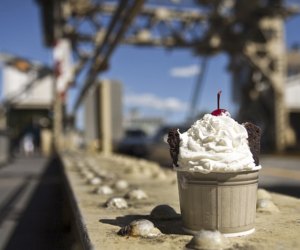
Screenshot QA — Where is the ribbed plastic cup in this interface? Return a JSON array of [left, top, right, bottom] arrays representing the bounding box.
[[176, 169, 259, 237]]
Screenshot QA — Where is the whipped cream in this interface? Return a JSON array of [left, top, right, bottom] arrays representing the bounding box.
[[178, 114, 260, 173]]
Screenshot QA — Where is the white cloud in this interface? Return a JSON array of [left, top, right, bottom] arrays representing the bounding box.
[[124, 93, 188, 112], [170, 64, 200, 78]]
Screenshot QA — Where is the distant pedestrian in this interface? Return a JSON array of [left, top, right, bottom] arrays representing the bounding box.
[[23, 133, 34, 156]]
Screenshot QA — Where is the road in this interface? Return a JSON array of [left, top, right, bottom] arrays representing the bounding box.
[[0, 156, 66, 250], [259, 155, 300, 198]]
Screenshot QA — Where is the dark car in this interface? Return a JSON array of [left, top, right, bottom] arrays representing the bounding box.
[[146, 125, 189, 167], [117, 129, 150, 157], [118, 125, 189, 165]]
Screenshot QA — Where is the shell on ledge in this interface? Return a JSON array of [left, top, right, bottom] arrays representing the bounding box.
[[124, 189, 148, 200], [118, 219, 161, 237], [257, 189, 272, 200], [89, 177, 102, 185], [98, 169, 116, 181], [105, 197, 128, 209], [152, 170, 167, 180], [257, 199, 279, 213], [114, 180, 129, 191], [94, 185, 114, 195], [83, 171, 95, 180]]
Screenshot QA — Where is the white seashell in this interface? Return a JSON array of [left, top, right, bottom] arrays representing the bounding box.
[[186, 230, 229, 250], [152, 171, 167, 180], [171, 177, 177, 185], [150, 204, 180, 220], [257, 189, 272, 200], [124, 166, 137, 175], [95, 185, 114, 195], [89, 177, 102, 185], [98, 169, 108, 177], [118, 219, 161, 237], [78, 169, 85, 176], [105, 197, 128, 209], [114, 180, 129, 191], [86, 159, 97, 167], [257, 199, 280, 213], [84, 171, 95, 180], [102, 172, 117, 181], [79, 169, 88, 175], [139, 167, 152, 177], [63, 159, 73, 167], [124, 189, 148, 200]]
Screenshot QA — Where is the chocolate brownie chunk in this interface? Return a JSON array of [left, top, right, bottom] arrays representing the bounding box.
[[167, 128, 180, 167], [243, 122, 261, 166]]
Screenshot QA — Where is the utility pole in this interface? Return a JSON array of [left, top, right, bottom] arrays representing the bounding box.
[[99, 82, 112, 155]]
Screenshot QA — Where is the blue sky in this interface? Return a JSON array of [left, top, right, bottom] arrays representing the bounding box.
[[1, 0, 300, 126]]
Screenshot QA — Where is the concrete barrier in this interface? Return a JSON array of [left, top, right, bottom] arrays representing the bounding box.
[[60, 151, 300, 250]]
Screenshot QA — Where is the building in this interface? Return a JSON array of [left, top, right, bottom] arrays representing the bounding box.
[[123, 108, 164, 136], [1, 56, 54, 155], [84, 79, 123, 153]]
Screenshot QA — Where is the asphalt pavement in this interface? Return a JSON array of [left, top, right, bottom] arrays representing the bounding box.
[[0, 156, 67, 250], [259, 155, 300, 198]]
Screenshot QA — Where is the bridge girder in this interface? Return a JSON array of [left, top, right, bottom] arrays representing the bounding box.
[[36, 0, 299, 151]]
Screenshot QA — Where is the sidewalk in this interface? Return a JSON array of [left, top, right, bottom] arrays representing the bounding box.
[[0, 156, 66, 250]]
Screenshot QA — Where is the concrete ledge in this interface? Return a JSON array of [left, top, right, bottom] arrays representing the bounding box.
[[61, 151, 300, 250], [62, 162, 94, 250]]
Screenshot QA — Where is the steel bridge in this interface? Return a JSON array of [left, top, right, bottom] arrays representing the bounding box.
[[35, 0, 299, 152]]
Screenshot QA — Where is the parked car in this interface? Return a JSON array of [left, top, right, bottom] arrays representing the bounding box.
[[146, 125, 189, 167], [117, 125, 189, 166], [117, 129, 149, 157]]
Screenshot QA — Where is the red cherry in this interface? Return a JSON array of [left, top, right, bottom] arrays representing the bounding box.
[[211, 91, 228, 116], [211, 108, 228, 116]]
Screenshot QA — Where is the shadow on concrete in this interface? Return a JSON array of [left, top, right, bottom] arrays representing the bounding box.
[[4, 156, 71, 250], [0, 176, 32, 225], [100, 214, 185, 235], [262, 185, 300, 199]]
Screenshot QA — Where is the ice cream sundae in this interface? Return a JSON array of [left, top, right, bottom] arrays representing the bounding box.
[[168, 91, 261, 172], [168, 91, 261, 237]]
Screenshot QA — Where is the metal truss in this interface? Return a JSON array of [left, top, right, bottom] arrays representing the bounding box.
[[52, 0, 298, 106], [36, 0, 299, 151]]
